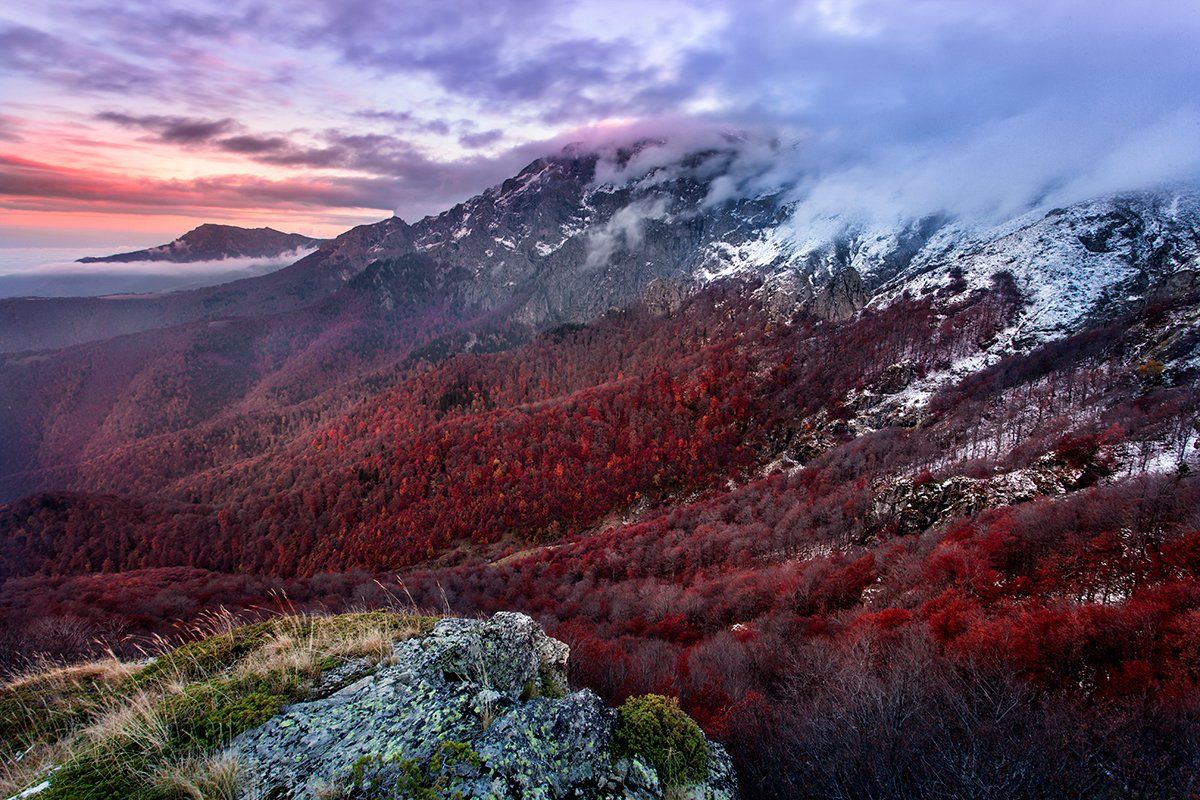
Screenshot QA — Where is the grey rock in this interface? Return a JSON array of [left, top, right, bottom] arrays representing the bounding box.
[[229, 612, 736, 800]]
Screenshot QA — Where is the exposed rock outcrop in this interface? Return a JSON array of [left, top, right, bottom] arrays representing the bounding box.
[[809, 267, 868, 321], [231, 612, 737, 799], [873, 458, 1089, 536]]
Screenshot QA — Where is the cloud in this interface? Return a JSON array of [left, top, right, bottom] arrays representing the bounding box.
[[0, 154, 400, 213], [0, 23, 158, 94], [97, 112, 239, 143], [5, 0, 1200, 230], [584, 196, 669, 269], [77, 109, 597, 217], [458, 129, 503, 149], [0, 249, 318, 299], [0, 115, 21, 142], [353, 110, 452, 136], [0, 140, 566, 222], [90, 110, 499, 180], [217, 134, 292, 154], [289, 0, 644, 120], [319, 0, 1200, 222]]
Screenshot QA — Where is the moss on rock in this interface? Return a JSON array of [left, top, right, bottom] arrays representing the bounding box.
[[613, 694, 710, 789]]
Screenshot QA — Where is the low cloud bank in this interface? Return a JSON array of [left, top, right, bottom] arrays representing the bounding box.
[[0, 248, 316, 299], [575, 106, 1200, 236]]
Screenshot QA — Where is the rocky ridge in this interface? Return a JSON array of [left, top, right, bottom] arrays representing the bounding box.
[[316, 147, 1200, 355], [5, 144, 1199, 358]]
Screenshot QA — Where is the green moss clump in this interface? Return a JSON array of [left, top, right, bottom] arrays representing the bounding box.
[[393, 740, 477, 800], [431, 740, 482, 773], [40, 746, 149, 800], [349, 753, 384, 790], [613, 694, 709, 789], [539, 668, 567, 699], [156, 671, 302, 752], [520, 666, 567, 701]]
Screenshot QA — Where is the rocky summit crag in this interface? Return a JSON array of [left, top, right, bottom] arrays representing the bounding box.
[[231, 612, 737, 799]]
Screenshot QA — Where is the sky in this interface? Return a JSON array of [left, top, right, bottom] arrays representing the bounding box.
[[2, 0, 1199, 248]]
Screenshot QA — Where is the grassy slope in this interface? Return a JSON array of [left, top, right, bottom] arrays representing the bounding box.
[[0, 611, 437, 799]]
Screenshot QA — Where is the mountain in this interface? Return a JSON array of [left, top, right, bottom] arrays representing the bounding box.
[[2, 142, 1200, 799], [77, 223, 324, 263], [0, 219, 401, 353]]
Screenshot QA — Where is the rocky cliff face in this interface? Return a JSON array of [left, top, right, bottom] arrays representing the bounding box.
[[231, 612, 738, 799]]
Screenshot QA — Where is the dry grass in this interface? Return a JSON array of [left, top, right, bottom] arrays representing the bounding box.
[[0, 609, 437, 798], [0, 654, 142, 796], [231, 612, 427, 681], [149, 752, 244, 800], [2, 654, 138, 695], [81, 690, 171, 753], [324, 616, 425, 664], [232, 631, 322, 683]]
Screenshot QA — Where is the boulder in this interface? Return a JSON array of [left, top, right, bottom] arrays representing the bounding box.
[[230, 612, 737, 799]]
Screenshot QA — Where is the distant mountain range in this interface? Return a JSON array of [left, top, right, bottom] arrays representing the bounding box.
[[77, 223, 324, 263]]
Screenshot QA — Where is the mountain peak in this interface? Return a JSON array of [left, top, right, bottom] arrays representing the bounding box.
[[78, 224, 324, 264]]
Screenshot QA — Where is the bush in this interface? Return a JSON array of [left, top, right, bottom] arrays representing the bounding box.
[[613, 694, 709, 788]]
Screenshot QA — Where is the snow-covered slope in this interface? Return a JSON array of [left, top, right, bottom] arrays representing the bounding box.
[[871, 191, 1200, 344], [9, 143, 1198, 362]]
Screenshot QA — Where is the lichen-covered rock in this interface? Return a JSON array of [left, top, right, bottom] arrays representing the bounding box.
[[229, 612, 737, 799]]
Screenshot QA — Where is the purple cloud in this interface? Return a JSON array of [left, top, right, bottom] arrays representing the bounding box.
[[0, 23, 159, 94], [0, 153, 410, 212], [0, 115, 21, 142], [96, 112, 239, 143], [459, 129, 503, 149], [353, 110, 452, 136]]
